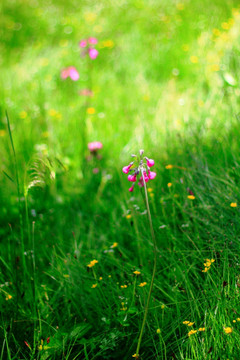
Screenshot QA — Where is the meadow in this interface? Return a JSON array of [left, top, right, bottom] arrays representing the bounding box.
[[1, 0, 240, 359]]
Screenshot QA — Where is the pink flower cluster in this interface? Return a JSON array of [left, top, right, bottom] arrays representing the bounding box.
[[79, 37, 99, 60], [61, 66, 79, 81], [88, 141, 103, 152], [122, 150, 156, 192]]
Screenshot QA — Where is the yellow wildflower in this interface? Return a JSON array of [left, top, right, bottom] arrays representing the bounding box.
[[99, 277, 103, 281], [212, 28, 221, 36], [132, 354, 139, 358], [139, 282, 147, 287], [148, 188, 153, 192], [221, 22, 229, 30], [87, 107, 95, 115], [133, 271, 141, 275], [183, 321, 190, 325], [165, 164, 173, 169], [188, 330, 197, 336], [156, 328, 161, 334], [188, 322, 195, 326], [237, 318, 240, 322], [150, 193, 154, 198], [190, 56, 198, 64], [224, 327, 233, 334], [198, 327, 205, 331], [91, 284, 98, 288], [233, 320, 236, 323], [5, 294, 12, 300], [121, 285, 127, 288], [126, 214, 132, 219], [202, 267, 209, 273], [110, 242, 118, 248], [0, 130, 6, 137], [161, 304, 165, 309], [167, 183, 172, 188], [230, 202, 237, 207], [108, 275, 111, 278], [188, 195, 195, 200], [87, 259, 98, 268]]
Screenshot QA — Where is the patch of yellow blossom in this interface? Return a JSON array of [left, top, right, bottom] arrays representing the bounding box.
[[133, 271, 141, 275], [110, 242, 118, 248], [87, 259, 98, 268], [138, 282, 147, 287], [230, 202, 237, 207], [156, 328, 161, 334], [126, 214, 132, 219], [91, 284, 98, 288], [202, 258, 215, 272], [87, 107, 95, 115], [121, 285, 127, 288], [165, 164, 173, 169], [188, 330, 198, 337], [224, 327, 233, 334], [167, 183, 172, 188], [187, 195, 195, 200]]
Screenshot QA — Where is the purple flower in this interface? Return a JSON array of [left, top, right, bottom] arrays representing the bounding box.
[[89, 48, 98, 60]]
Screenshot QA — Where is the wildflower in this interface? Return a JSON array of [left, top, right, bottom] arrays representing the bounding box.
[[0, 130, 6, 136], [79, 38, 99, 59], [233, 320, 236, 323], [183, 321, 190, 325], [132, 354, 139, 358], [167, 183, 172, 187], [148, 188, 153, 192], [161, 304, 165, 309], [99, 277, 103, 280], [156, 328, 161, 334], [188, 330, 197, 336], [188, 195, 195, 200], [198, 328, 205, 331], [108, 275, 111, 278], [133, 271, 141, 275], [88, 142, 103, 152], [61, 66, 79, 81], [121, 285, 127, 288], [230, 202, 237, 207], [87, 259, 98, 268], [165, 164, 173, 169], [122, 150, 156, 192], [139, 282, 147, 287], [126, 214, 132, 219], [5, 294, 12, 300], [87, 107, 95, 114], [110, 242, 118, 248], [188, 322, 195, 326], [224, 327, 233, 334], [91, 284, 98, 288], [237, 318, 240, 321]]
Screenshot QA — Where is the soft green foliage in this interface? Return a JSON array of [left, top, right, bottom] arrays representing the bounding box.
[[1, 0, 240, 359]]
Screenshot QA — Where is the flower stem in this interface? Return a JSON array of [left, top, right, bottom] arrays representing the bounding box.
[[135, 169, 157, 357]]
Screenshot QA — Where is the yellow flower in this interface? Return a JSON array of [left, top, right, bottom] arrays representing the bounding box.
[[198, 327, 205, 331], [148, 188, 153, 193], [188, 195, 195, 200], [132, 354, 139, 358], [150, 193, 154, 198], [221, 22, 229, 30], [87, 259, 98, 268], [190, 56, 198, 64], [121, 285, 127, 288], [5, 294, 12, 300], [0, 130, 6, 137], [91, 284, 98, 288], [139, 282, 147, 287], [188, 330, 198, 336], [188, 322, 195, 326], [212, 28, 221, 36], [233, 320, 236, 323], [110, 242, 118, 248], [165, 164, 173, 169], [126, 214, 132, 219], [99, 277, 103, 281], [133, 271, 141, 275], [87, 107, 95, 115], [202, 267, 209, 273], [161, 304, 165, 309], [167, 183, 172, 188], [156, 328, 161, 334], [210, 64, 220, 72], [224, 327, 233, 334], [237, 318, 240, 322], [230, 202, 237, 207], [108, 275, 111, 278], [19, 111, 27, 119], [183, 321, 190, 325]]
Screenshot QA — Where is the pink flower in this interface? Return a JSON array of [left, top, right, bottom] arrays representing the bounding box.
[[146, 158, 154, 167], [129, 185, 135, 192], [122, 165, 132, 174], [138, 178, 144, 187], [79, 39, 87, 48], [89, 48, 98, 60], [148, 171, 156, 180], [61, 67, 79, 81], [88, 142, 103, 152], [128, 174, 137, 182], [143, 171, 149, 183], [68, 67, 79, 81], [88, 37, 98, 45]]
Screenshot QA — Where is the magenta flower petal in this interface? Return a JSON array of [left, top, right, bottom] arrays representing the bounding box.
[[88, 37, 98, 45], [143, 171, 149, 183], [147, 158, 154, 167], [88, 141, 103, 152], [89, 48, 98, 60], [122, 165, 131, 174], [138, 179, 144, 187], [69, 67, 79, 81], [128, 174, 137, 182], [79, 39, 87, 48], [148, 171, 156, 180], [61, 68, 69, 79], [129, 185, 134, 192]]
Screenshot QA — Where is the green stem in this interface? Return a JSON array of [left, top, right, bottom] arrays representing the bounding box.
[[135, 169, 157, 357]]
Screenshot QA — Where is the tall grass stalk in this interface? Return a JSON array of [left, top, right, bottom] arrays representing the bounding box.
[[135, 168, 157, 358]]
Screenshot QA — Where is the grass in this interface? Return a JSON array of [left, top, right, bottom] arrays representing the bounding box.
[[1, 0, 240, 358]]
